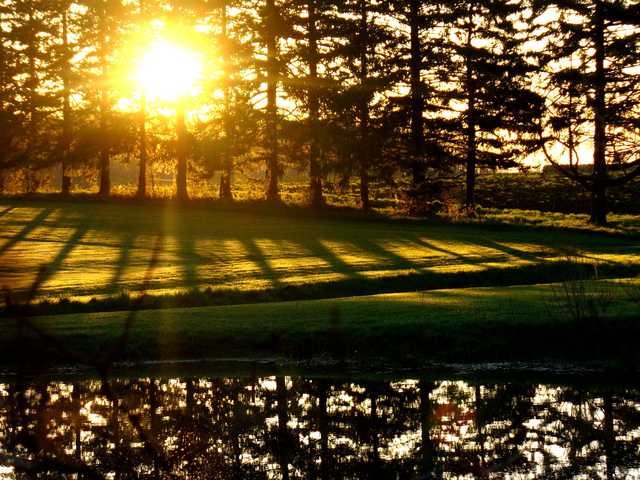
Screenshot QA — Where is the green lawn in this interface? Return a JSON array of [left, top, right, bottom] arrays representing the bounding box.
[[1, 198, 639, 305], [2, 279, 639, 366]]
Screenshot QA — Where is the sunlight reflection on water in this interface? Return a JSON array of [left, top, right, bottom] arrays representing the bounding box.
[[0, 376, 639, 479]]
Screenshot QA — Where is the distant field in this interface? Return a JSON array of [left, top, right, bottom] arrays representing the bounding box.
[[1, 198, 639, 304]]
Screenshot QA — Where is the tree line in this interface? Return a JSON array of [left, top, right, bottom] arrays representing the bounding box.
[[0, 0, 639, 224]]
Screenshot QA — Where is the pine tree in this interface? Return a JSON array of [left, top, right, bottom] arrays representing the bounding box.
[[0, 2, 24, 191], [263, 0, 281, 200], [7, 0, 60, 191], [387, 0, 455, 209], [206, 0, 253, 201], [217, 0, 234, 200], [49, 0, 80, 194], [330, 0, 397, 210], [437, 0, 543, 210], [76, 0, 128, 196], [533, 0, 640, 225], [282, 0, 344, 207]]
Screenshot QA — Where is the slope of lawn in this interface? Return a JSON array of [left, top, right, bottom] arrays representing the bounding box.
[[1, 198, 639, 310], [2, 279, 639, 367]]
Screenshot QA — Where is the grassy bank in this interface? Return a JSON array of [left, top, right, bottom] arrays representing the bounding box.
[[3, 279, 640, 368], [2, 198, 639, 370]]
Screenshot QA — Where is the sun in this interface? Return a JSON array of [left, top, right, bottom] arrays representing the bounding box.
[[135, 40, 202, 101]]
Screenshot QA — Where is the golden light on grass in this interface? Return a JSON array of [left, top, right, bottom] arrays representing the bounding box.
[[135, 39, 202, 101]]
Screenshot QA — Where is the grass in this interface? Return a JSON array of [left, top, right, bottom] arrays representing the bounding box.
[[474, 207, 640, 235], [1, 198, 639, 307], [1, 197, 640, 368], [2, 279, 640, 367]]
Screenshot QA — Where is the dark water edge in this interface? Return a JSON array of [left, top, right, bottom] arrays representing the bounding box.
[[1, 361, 640, 479]]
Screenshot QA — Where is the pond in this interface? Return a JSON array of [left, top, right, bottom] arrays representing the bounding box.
[[0, 372, 639, 478]]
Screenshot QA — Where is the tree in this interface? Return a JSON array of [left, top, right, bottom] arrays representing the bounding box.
[[76, 0, 128, 196], [533, 0, 640, 225], [218, 0, 234, 200], [133, 0, 152, 198], [59, 2, 73, 194], [49, 0, 81, 194], [282, 0, 345, 207], [438, 0, 543, 210], [330, 0, 397, 210], [7, 0, 60, 192], [387, 0, 456, 210], [0, 2, 24, 192]]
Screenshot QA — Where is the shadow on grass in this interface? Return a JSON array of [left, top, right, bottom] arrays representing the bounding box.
[[1, 200, 638, 310], [109, 231, 136, 292], [0, 205, 15, 218], [6, 259, 639, 318], [466, 237, 542, 263], [0, 207, 53, 256], [302, 238, 363, 279], [240, 238, 283, 289]]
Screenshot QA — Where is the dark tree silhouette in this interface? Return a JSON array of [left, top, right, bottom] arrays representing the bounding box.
[[438, 0, 543, 210], [533, 0, 640, 225]]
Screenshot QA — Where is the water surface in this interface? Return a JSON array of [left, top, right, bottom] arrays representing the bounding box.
[[1, 374, 639, 478]]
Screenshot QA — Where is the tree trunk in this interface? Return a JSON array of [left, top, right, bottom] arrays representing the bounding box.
[[409, 0, 425, 189], [591, 0, 608, 225], [98, 7, 110, 196], [308, 0, 323, 207], [61, 4, 72, 195], [27, 8, 36, 133], [137, 92, 147, 197], [359, 0, 370, 211], [27, 8, 37, 186], [137, 1, 147, 198], [464, 11, 477, 211], [0, 26, 6, 192], [265, 0, 280, 201], [219, 2, 233, 200], [176, 99, 188, 200], [98, 149, 110, 196]]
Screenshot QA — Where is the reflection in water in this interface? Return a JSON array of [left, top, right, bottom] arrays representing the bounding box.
[[0, 376, 639, 479]]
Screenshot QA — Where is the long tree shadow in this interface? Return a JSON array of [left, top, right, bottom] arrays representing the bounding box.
[[109, 231, 136, 293], [353, 237, 414, 269], [0, 208, 54, 257], [176, 234, 202, 289], [240, 238, 282, 288], [405, 234, 489, 267], [34, 223, 90, 293], [301, 238, 364, 279], [466, 237, 543, 263], [0, 206, 15, 218]]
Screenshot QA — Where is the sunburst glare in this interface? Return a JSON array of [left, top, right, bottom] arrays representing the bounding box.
[[135, 39, 202, 101]]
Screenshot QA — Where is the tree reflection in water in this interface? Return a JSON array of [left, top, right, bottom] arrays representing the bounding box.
[[0, 376, 639, 479]]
